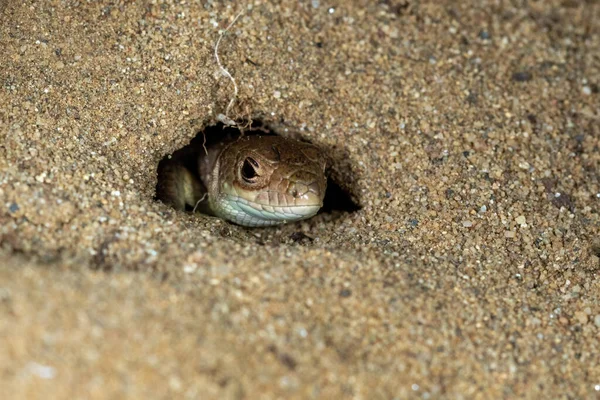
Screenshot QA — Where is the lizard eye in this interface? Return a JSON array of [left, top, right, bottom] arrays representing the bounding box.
[[240, 157, 259, 183]]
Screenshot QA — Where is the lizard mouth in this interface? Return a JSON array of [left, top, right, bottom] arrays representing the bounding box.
[[215, 185, 324, 227], [220, 193, 322, 227]]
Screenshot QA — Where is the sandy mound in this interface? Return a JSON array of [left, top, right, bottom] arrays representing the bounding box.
[[1, 0, 599, 398]]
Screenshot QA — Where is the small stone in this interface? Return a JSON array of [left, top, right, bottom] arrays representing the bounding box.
[[512, 71, 532, 82], [478, 30, 490, 40], [289, 231, 312, 243], [26, 362, 56, 379], [169, 376, 182, 391], [273, 90, 281, 99], [8, 203, 19, 213], [582, 86, 591, 95], [479, 205, 487, 213], [339, 289, 352, 298], [183, 264, 196, 274], [594, 315, 600, 328], [574, 311, 588, 324], [505, 230, 516, 238], [515, 215, 526, 226], [462, 220, 473, 228]]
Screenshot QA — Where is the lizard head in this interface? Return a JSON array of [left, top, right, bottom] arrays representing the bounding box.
[[213, 135, 327, 227]]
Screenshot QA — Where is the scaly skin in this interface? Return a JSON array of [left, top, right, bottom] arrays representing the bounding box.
[[158, 135, 327, 227]]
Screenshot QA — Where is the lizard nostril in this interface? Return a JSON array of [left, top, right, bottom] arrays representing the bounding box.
[[289, 183, 309, 198]]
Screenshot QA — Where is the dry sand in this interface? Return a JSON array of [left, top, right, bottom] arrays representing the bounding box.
[[1, 0, 600, 398]]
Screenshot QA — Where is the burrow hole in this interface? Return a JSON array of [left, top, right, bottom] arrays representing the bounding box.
[[155, 120, 360, 223]]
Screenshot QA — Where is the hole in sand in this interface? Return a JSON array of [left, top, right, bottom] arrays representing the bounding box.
[[155, 120, 360, 225], [592, 240, 600, 259]]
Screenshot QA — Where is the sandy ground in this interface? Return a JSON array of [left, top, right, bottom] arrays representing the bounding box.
[[1, 0, 600, 398]]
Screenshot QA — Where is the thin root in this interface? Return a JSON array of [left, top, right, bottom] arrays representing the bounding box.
[[192, 193, 208, 213], [201, 131, 208, 156], [214, 10, 244, 126]]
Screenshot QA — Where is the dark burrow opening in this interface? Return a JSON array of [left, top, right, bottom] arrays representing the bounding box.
[[592, 240, 600, 259], [155, 120, 361, 225]]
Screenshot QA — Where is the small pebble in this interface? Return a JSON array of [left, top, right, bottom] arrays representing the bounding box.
[[582, 86, 591, 95], [478, 30, 490, 40], [594, 315, 600, 328], [462, 220, 473, 227], [183, 264, 196, 274], [26, 362, 56, 379], [512, 71, 532, 82], [515, 215, 526, 226], [574, 311, 588, 324]]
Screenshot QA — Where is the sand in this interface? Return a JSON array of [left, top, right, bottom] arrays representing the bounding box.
[[1, 0, 599, 398]]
